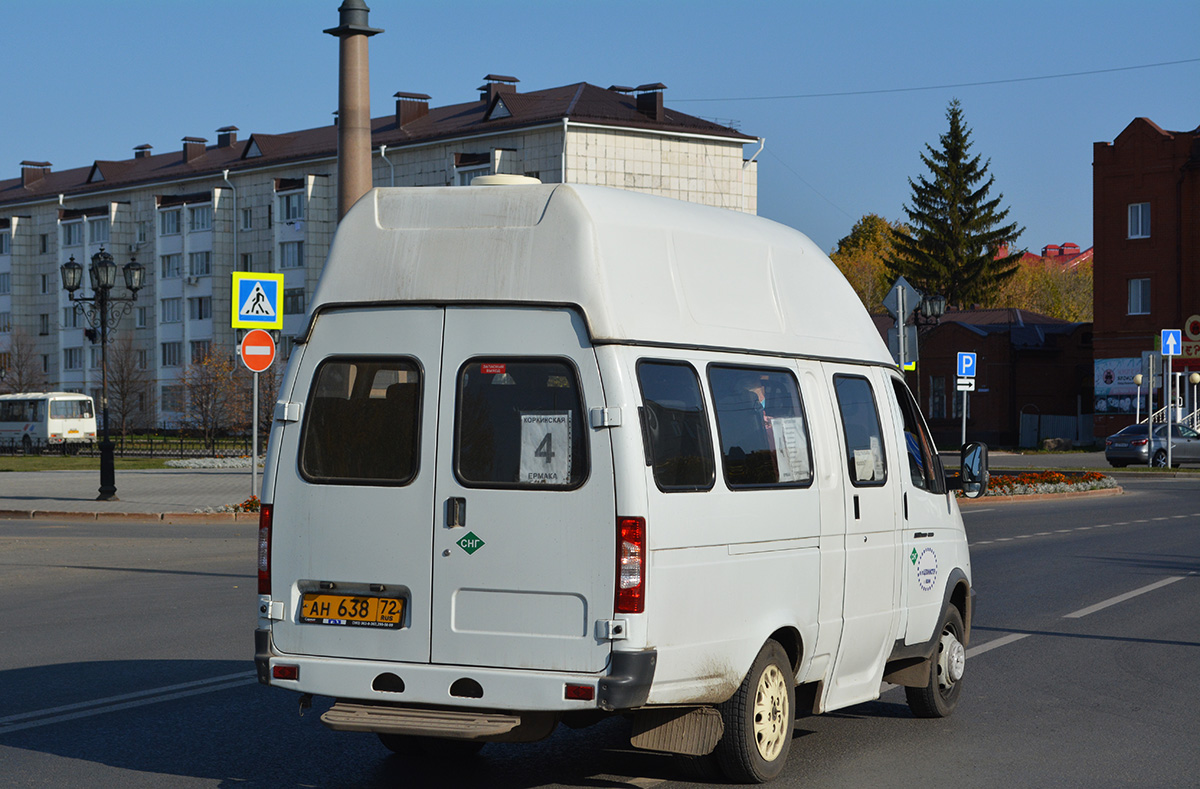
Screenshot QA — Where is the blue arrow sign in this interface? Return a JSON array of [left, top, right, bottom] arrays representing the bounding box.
[[1162, 329, 1182, 357], [957, 352, 977, 377]]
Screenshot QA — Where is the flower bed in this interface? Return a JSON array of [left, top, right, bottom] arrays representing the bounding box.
[[982, 470, 1118, 497]]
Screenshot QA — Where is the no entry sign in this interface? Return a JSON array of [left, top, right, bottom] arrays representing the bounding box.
[[240, 329, 276, 373]]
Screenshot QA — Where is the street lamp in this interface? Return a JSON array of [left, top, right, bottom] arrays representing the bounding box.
[[61, 247, 144, 500], [918, 293, 947, 322], [1191, 372, 1200, 429], [1133, 374, 1143, 423]]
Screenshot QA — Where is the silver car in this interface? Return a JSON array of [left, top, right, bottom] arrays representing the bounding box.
[[1105, 422, 1200, 467]]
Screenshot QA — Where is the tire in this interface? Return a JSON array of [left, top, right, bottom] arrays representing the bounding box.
[[377, 733, 485, 758], [1152, 450, 1168, 468], [1108, 461, 1127, 468], [714, 640, 795, 783], [905, 605, 966, 718]]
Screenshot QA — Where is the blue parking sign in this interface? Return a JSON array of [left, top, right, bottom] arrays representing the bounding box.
[[957, 352, 977, 377]]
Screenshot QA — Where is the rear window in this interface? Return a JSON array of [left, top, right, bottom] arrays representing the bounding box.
[[455, 359, 588, 488], [637, 361, 715, 491], [50, 399, 93, 419], [300, 358, 422, 485], [708, 365, 812, 488]]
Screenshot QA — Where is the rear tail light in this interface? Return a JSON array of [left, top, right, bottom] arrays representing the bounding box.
[[616, 516, 646, 614], [273, 664, 299, 681], [257, 504, 273, 595], [1131, 438, 1148, 446]]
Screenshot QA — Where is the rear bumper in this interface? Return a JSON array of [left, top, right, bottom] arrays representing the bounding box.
[[255, 628, 655, 712]]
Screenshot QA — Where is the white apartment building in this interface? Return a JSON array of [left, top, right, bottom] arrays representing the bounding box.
[[0, 76, 758, 426]]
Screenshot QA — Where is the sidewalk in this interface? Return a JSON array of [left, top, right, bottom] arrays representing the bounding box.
[[0, 468, 258, 522]]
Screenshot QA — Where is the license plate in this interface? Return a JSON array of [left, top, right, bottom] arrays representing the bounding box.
[[68, 429, 80, 434], [1114, 443, 1128, 448], [299, 594, 404, 629]]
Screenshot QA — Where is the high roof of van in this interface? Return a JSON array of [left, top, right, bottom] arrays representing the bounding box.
[[309, 184, 893, 366]]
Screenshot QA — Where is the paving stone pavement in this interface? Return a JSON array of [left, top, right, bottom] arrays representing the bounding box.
[[0, 468, 257, 519]]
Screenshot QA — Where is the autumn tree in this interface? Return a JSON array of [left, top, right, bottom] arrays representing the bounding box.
[[889, 99, 1024, 307], [985, 258, 1093, 322], [830, 214, 907, 314], [1, 329, 47, 393], [180, 349, 248, 450], [106, 332, 155, 438]]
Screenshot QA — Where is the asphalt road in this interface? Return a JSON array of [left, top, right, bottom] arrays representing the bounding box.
[[1, 475, 1197, 788]]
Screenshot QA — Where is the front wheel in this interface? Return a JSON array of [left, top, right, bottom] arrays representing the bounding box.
[[1152, 450, 1168, 468], [715, 640, 795, 783], [905, 605, 966, 718]]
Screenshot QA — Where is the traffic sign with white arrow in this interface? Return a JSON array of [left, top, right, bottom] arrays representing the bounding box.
[[1162, 329, 1182, 357]]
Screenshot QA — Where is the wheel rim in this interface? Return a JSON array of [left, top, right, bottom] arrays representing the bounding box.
[[752, 663, 790, 762], [938, 627, 965, 691], [1153, 451, 1167, 467]]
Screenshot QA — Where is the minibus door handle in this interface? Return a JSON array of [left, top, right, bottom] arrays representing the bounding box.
[[447, 497, 467, 528]]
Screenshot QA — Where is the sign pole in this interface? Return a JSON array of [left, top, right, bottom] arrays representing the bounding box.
[[961, 392, 968, 447], [1166, 353, 1173, 469], [252, 371, 259, 498]]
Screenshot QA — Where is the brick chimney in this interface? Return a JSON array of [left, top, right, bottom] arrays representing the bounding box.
[[1042, 244, 1060, 258], [479, 74, 518, 106], [133, 144, 153, 159], [20, 160, 51, 188], [216, 126, 239, 148], [182, 137, 207, 163], [636, 83, 666, 121], [394, 91, 431, 126]]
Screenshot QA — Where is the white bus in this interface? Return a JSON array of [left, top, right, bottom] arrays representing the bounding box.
[[0, 392, 98, 452]]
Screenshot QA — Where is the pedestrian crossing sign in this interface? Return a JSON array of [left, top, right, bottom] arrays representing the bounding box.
[[232, 273, 284, 329]]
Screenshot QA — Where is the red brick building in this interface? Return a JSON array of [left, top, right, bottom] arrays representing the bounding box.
[[1092, 118, 1200, 437]]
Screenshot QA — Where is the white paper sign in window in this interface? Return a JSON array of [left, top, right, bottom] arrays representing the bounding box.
[[769, 416, 811, 482], [854, 449, 876, 481], [519, 411, 572, 484]]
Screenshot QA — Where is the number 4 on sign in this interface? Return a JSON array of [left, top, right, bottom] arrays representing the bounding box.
[[535, 433, 555, 463]]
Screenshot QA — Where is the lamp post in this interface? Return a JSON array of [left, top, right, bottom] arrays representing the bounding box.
[[1133, 374, 1143, 424], [1191, 372, 1200, 429], [61, 247, 144, 500]]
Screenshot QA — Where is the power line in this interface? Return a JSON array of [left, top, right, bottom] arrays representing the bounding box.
[[674, 57, 1200, 103]]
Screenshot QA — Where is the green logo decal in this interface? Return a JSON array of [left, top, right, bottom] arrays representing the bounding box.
[[910, 548, 919, 565], [457, 531, 486, 555]]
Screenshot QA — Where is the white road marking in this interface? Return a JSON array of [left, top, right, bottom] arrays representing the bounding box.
[[1063, 576, 1187, 619], [0, 671, 257, 735], [967, 632, 1031, 658]]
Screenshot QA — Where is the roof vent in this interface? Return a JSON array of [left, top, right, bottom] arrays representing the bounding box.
[[182, 137, 207, 163], [20, 160, 51, 188], [471, 174, 541, 186], [607, 85, 636, 94], [479, 74, 518, 104], [394, 91, 431, 126], [134, 144, 153, 159], [217, 126, 239, 148], [635, 83, 666, 122]]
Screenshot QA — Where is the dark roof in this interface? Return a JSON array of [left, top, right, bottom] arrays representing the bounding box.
[[0, 81, 754, 207], [873, 307, 1087, 349]]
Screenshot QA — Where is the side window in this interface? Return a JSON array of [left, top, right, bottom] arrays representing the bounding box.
[[708, 365, 813, 488], [636, 360, 715, 491], [455, 359, 587, 488], [833, 374, 887, 486], [890, 377, 945, 494], [300, 358, 422, 485]]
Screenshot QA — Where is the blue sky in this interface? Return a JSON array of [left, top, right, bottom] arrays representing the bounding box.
[[3, 0, 1196, 254]]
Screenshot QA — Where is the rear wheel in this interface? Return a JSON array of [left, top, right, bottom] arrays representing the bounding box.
[[714, 640, 795, 783], [905, 605, 966, 718], [377, 733, 485, 758]]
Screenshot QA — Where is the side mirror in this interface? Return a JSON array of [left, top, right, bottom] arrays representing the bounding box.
[[958, 442, 989, 498]]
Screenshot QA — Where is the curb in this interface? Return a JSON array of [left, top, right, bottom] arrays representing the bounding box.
[[957, 486, 1124, 506], [0, 509, 255, 523]]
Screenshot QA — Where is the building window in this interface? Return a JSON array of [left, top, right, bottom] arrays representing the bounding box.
[[42, 354, 50, 373], [1127, 202, 1150, 239], [190, 340, 211, 363], [240, 207, 253, 231], [90, 346, 103, 369], [188, 251, 212, 277], [189, 296, 212, 320], [0, 232, 9, 254], [238, 252, 254, 272], [40, 233, 49, 254], [188, 204, 212, 232], [283, 287, 306, 315], [279, 335, 294, 359], [41, 273, 51, 294], [63, 306, 82, 329], [279, 241, 304, 269], [0, 311, 10, 333], [89, 218, 110, 244], [930, 376, 947, 419], [64, 347, 83, 371], [159, 209, 181, 236], [137, 222, 148, 244], [0, 271, 10, 294], [280, 192, 305, 222], [136, 306, 150, 328], [161, 385, 183, 412], [137, 348, 148, 369], [161, 297, 182, 323], [39, 313, 50, 335], [160, 254, 182, 278], [161, 341, 182, 367], [63, 222, 83, 247], [1128, 278, 1151, 315]]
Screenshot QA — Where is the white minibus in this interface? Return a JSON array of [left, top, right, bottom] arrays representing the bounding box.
[[0, 391, 97, 452], [255, 180, 987, 783]]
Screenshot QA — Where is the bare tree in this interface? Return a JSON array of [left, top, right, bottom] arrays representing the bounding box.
[[106, 332, 155, 438], [2, 329, 47, 394], [180, 350, 248, 450]]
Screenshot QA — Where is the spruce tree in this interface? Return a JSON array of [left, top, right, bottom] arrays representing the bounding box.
[[888, 99, 1023, 308]]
